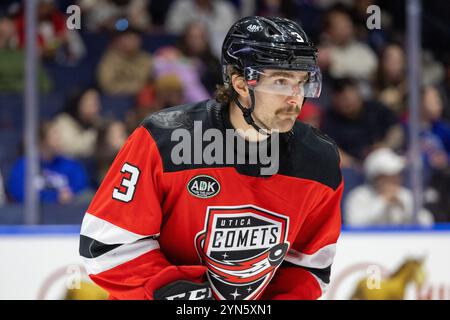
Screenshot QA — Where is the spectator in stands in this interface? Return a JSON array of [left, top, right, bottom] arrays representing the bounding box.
[[7, 121, 90, 204], [152, 46, 209, 103], [165, 0, 238, 58], [126, 73, 185, 131], [95, 119, 128, 183], [321, 78, 403, 167], [438, 54, 450, 121], [404, 86, 450, 184], [14, 0, 86, 65], [374, 43, 407, 117], [421, 50, 445, 88], [52, 88, 103, 158], [425, 167, 450, 223], [97, 28, 153, 95], [149, 73, 185, 111], [177, 21, 222, 95], [148, 0, 174, 28], [352, 0, 390, 53], [77, 0, 151, 32], [420, 86, 450, 159], [319, 5, 378, 96], [0, 15, 52, 93], [344, 147, 434, 226], [0, 13, 17, 48]]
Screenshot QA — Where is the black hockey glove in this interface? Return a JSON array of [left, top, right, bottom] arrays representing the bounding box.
[[153, 280, 213, 300]]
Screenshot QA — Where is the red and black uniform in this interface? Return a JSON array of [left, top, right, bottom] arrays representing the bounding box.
[[79, 99, 343, 300]]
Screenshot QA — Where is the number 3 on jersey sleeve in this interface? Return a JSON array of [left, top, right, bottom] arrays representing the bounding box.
[[112, 163, 140, 203]]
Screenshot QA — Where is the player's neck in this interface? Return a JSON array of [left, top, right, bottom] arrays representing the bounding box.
[[229, 102, 269, 142]]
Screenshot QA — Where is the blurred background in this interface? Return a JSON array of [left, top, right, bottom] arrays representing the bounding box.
[[0, 0, 449, 300]]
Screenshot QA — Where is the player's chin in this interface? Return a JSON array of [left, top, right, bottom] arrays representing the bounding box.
[[272, 117, 297, 133]]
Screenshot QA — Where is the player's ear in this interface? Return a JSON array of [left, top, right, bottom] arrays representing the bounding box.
[[231, 74, 249, 98]]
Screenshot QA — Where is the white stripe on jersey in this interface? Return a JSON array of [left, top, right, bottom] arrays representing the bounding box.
[[80, 212, 160, 275], [284, 243, 336, 269], [284, 243, 336, 296], [81, 238, 160, 275], [80, 212, 157, 244]]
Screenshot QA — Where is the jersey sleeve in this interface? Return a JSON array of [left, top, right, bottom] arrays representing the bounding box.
[[79, 126, 207, 300], [261, 181, 343, 300]]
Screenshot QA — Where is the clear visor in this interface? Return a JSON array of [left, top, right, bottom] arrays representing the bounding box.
[[244, 66, 322, 98]]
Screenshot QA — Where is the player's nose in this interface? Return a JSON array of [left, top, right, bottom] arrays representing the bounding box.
[[286, 94, 303, 107]]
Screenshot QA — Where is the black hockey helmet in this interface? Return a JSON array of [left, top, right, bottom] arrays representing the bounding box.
[[221, 16, 321, 133], [222, 16, 319, 85]]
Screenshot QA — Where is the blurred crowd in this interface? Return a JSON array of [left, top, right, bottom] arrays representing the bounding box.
[[0, 0, 449, 226]]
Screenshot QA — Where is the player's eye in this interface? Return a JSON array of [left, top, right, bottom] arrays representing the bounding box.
[[274, 78, 288, 86]]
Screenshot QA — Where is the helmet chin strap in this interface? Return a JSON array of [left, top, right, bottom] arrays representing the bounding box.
[[232, 89, 272, 136]]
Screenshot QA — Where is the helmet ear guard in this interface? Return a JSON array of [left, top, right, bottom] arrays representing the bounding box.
[[244, 67, 260, 85], [221, 62, 232, 87]]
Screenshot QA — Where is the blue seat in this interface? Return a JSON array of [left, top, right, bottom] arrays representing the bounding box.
[[0, 93, 66, 128], [0, 129, 22, 195], [101, 94, 135, 119], [0, 94, 23, 130], [141, 33, 178, 53], [39, 93, 65, 119], [0, 203, 89, 225], [0, 204, 24, 224], [41, 203, 89, 224]]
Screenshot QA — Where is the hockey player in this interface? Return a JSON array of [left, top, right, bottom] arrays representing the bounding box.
[[79, 16, 343, 300]]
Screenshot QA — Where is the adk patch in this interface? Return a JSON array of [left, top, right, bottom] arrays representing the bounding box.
[[187, 175, 221, 199]]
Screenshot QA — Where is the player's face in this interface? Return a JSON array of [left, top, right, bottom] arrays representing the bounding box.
[[252, 70, 308, 132]]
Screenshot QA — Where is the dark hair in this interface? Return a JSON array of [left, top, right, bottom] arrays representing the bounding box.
[[323, 3, 356, 32], [111, 27, 141, 41], [330, 77, 358, 93], [444, 53, 450, 68], [38, 121, 51, 143], [374, 42, 406, 89], [214, 65, 242, 105], [62, 87, 100, 128], [177, 21, 211, 56]]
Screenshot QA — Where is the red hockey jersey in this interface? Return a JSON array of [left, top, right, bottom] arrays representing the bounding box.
[[79, 99, 343, 300]]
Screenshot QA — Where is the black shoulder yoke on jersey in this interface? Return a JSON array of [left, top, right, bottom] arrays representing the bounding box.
[[141, 99, 341, 190]]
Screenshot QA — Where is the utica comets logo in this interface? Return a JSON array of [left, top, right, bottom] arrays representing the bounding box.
[[195, 205, 290, 300]]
